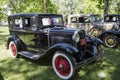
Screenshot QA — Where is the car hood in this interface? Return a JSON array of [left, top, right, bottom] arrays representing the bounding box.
[[49, 27, 76, 35]]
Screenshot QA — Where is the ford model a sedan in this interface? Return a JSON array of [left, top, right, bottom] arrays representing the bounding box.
[[67, 14, 101, 34], [90, 14, 120, 48], [90, 14, 120, 37], [7, 13, 104, 80]]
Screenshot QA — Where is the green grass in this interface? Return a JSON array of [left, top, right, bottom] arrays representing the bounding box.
[[0, 26, 120, 80]]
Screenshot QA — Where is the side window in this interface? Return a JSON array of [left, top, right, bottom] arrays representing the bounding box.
[[84, 17, 90, 23], [79, 17, 90, 23], [71, 17, 77, 23], [79, 17, 84, 23], [8, 18, 13, 29], [14, 17, 23, 29], [24, 18, 30, 27]]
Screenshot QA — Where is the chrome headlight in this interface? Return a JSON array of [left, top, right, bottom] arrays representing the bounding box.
[[72, 31, 80, 43]]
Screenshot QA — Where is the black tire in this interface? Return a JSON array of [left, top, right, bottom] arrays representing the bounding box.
[[9, 41, 19, 58], [52, 51, 76, 80], [90, 28, 102, 37], [103, 34, 119, 48]]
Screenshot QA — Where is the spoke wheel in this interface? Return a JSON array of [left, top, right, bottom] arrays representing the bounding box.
[[52, 51, 76, 80], [9, 41, 18, 58], [104, 34, 119, 48]]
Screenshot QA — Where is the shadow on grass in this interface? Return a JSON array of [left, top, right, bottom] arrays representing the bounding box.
[[0, 73, 4, 80], [23, 47, 120, 80], [0, 56, 60, 80], [104, 47, 120, 80]]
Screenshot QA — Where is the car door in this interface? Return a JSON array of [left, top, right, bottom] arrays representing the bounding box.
[[10, 16, 25, 43], [23, 16, 48, 52]]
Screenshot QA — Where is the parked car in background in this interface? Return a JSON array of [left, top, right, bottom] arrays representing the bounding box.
[[7, 13, 104, 80], [66, 14, 101, 34], [90, 14, 120, 48]]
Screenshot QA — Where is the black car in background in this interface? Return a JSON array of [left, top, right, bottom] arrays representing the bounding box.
[[7, 13, 104, 80]]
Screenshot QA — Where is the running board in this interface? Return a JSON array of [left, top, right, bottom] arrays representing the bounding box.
[[18, 51, 43, 60]]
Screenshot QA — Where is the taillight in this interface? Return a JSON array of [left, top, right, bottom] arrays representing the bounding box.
[[80, 39, 86, 45]]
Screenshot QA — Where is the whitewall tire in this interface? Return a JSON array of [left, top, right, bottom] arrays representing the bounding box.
[[52, 51, 76, 80]]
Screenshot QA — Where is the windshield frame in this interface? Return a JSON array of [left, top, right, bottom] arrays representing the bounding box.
[[39, 16, 64, 28]]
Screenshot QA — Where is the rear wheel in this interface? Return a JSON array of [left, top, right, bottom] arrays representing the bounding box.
[[52, 51, 76, 80], [9, 41, 18, 58], [103, 34, 119, 48]]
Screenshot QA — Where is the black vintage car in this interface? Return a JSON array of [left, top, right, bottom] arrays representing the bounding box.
[[7, 13, 104, 80]]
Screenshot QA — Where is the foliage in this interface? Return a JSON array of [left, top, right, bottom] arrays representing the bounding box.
[[0, 0, 57, 21], [7, 0, 57, 13], [0, 0, 8, 21], [0, 0, 120, 21]]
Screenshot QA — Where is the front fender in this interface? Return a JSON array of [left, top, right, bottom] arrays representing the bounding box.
[[94, 38, 103, 45], [46, 43, 80, 61], [88, 36, 103, 45], [99, 30, 119, 39], [47, 43, 78, 54]]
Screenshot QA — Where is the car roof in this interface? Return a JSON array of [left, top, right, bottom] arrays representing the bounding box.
[[8, 13, 62, 17], [105, 14, 120, 17], [68, 14, 100, 17]]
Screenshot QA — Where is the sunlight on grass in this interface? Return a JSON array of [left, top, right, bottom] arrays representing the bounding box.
[[97, 71, 106, 78]]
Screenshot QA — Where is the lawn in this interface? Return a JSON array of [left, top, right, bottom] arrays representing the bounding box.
[[0, 26, 120, 80]]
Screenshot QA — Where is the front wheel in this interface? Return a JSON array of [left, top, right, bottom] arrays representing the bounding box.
[[52, 51, 76, 80], [103, 34, 119, 48], [89, 28, 102, 37]]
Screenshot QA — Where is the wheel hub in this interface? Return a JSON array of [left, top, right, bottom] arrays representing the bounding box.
[[107, 38, 114, 45], [55, 56, 70, 76], [92, 30, 99, 37], [10, 44, 17, 56]]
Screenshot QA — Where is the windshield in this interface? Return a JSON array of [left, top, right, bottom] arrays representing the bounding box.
[[41, 17, 63, 26], [104, 16, 119, 22], [91, 15, 101, 22]]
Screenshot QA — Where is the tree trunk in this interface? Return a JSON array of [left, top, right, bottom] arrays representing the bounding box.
[[44, 0, 47, 13], [104, 0, 109, 16]]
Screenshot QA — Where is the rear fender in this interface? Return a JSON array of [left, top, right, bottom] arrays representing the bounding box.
[[99, 30, 118, 39], [7, 35, 27, 51]]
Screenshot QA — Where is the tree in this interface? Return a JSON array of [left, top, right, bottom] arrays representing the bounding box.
[[104, 0, 109, 16], [44, 0, 47, 13]]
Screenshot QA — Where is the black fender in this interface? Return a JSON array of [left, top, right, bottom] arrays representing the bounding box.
[[7, 35, 27, 51], [94, 38, 103, 46], [99, 30, 120, 39], [87, 36, 103, 46], [46, 43, 80, 62], [89, 26, 103, 32]]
